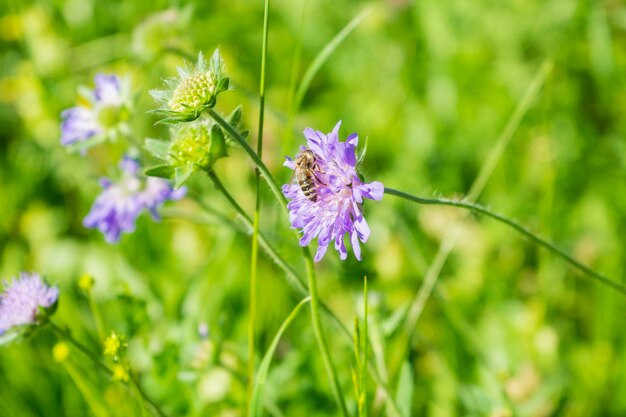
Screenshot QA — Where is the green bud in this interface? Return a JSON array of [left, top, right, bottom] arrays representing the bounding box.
[[150, 49, 229, 124], [168, 122, 227, 171]]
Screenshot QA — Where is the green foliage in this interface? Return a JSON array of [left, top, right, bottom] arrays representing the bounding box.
[[2, 0, 626, 416]]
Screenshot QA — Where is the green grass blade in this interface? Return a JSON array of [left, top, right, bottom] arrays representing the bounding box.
[[250, 297, 311, 417], [292, 7, 371, 113], [395, 362, 414, 417]]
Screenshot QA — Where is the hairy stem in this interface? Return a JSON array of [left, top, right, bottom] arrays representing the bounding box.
[[207, 108, 287, 211], [384, 187, 626, 296], [204, 170, 348, 414], [304, 252, 349, 417]]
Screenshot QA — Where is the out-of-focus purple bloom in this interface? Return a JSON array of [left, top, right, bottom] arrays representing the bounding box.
[[282, 121, 384, 262], [84, 156, 186, 243], [60, 74, 125, 147], [0, 272, 59, 334]]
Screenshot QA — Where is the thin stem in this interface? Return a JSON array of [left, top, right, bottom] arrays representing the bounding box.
[[50, 323, 169, 417], [248, 0, 271, 405], [50, 322, 111, 376], [204, 170, 348, 415], [304, 251, 350, 417], [384, 187, 626, 296], [205, 171, 305, 296], [205, 111, 398, 412], [207, 108, 287, 211]]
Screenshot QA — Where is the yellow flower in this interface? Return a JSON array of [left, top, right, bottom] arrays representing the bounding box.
[[78, 273, 95, 291], [103, 332, 126, 357], [53, 342, 70, 363], [112, 364, 129, 382]]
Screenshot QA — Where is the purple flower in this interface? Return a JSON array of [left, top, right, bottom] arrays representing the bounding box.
[[282, 121, 384, 262], [60, 74, 125, 146], [84, 156, 186, 243], [0, 272, 59, 334]]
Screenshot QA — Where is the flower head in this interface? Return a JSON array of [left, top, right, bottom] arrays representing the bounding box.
[[150, 49, 229, 124], [60, 74, 129, 149], [0, 272, 59, 335], [83, 156, 186, 243], [103, 332, 126, 358], [282, 121, 384, 262]]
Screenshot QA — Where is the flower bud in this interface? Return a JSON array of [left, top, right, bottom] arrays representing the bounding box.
[[168, 122, 227, 170], [150, 49, 229, 124]]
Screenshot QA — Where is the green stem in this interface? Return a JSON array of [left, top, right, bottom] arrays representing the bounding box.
[[50, 323, 169, 417], [248, 0, 271, 406], [207, 108, 287, 211], [304, 252, 350, 417], [200, 172, 400, 414], [204, 171, 348, 415], [203, 171, 351, 336], [384, 187, 626, 296]]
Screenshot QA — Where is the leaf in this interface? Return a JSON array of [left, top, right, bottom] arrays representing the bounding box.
[[144, 139, 170, 160], [145, 165, 175, 179], [227, 105, 243, 128], [396, 361, 414, 417], [216, 77, 229, 94], [250, 297, 310, 417], [210, 125, 228, 162], [209, 47, 224, 77], [174, 165, 193, 188]]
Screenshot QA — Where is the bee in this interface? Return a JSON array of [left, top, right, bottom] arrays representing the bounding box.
[[293, 149, 322, 202]]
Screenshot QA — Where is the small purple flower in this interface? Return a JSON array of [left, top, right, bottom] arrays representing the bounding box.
[[84, 156, 186, 243], [0, 272, 59, 334], [282, 121, 384, 262], [60, 74, 125, 147]]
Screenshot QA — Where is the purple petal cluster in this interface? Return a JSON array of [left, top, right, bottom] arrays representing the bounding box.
[[0, 273, 59, 334], [282, 121, 384, 262], [84, 156, 186, 243], [60, 74, 123, 146]]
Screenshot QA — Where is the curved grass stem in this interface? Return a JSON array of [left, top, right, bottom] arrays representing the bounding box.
[[384, 187, 626, 297]]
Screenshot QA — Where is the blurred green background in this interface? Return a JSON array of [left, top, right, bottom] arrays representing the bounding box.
[[2, 0, 626, 416]]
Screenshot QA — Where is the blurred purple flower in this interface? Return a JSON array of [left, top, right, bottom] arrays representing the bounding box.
[[60, 74, 124, 146], [0, 272, 59, 334], [84, 156, 186, 243], [282, 121, 384, 262]]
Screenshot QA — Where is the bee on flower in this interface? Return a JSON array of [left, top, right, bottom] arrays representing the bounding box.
[[283, 121, 384, 262]]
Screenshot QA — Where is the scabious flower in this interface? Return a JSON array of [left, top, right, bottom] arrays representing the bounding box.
[[0, 272, 59, 335], [282, 121, 384, 262], [150, 49, 229, 124], [60, 74, 129, 149], [83, 156, 186, 243]]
